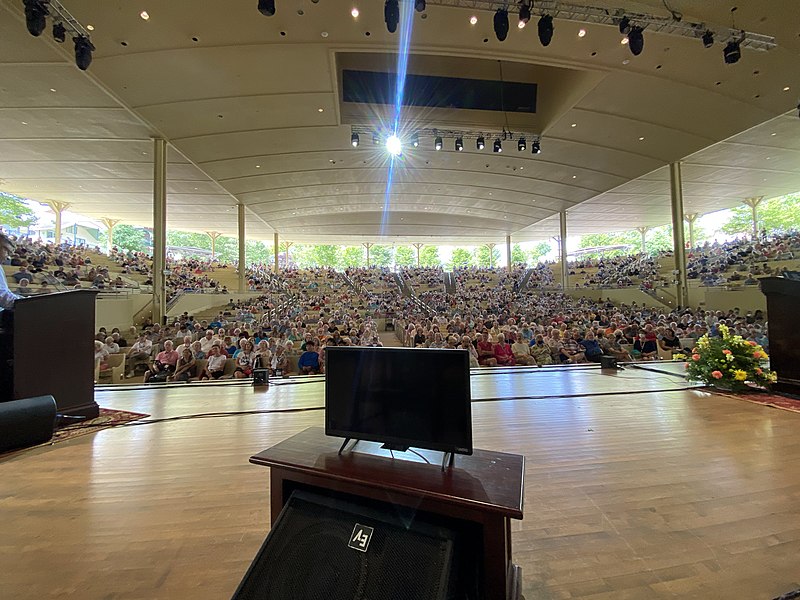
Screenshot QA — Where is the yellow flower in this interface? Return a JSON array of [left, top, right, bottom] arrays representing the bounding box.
[[733, 370, 747, 381]]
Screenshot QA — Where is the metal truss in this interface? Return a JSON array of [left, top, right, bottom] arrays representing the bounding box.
[[46, 0, 94, 39], [350, 125, 541, 142], [426, 0, 777, 51]]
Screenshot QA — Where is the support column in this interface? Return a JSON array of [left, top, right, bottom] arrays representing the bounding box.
[[284, 242, 293, 269], [684, 213, 699, 249], [273, 232, 279, 273], [206, 231, 222, 258], [363, 242, 373, 268], [412, 243, 423, 267], [100, 218, 120, 254], [636, 226, 650, 254], [237, 205, 246, 292], [45, 201, 70, 245], [505, 235, 512, 272], [486, 243, 497, 268], [669, 162, 689, 308], [559, 211, 568, 290], [743, 196, 764, 240], [152, 137, 167, 326]]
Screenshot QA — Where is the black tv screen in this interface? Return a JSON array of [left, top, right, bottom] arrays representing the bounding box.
[[325, 347, 473, 455]]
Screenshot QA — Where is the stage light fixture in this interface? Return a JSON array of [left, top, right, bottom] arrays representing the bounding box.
[[493, 8, 509, 42], [434, 136, 443, 151], [702, 30, 714, 48], [351, 132, 359, 147], [519, 3, 531, 25], [385, 0, 399, 33], [24, 0, 48, 37], [386, 134, 402, 156], [538, 15, 554, 46], [258, 0, 276, 17], [627, 26, 644, 55], [618, 16, 630, 35], [532, 140, 541, 154], [412, 133, 419, 147], [415, 0, 426, 13], [723, 39, 741, 64], [518, 138, 526, 151], [52, 22, 66, 43], [73, 35, 95, 71], [493, 139, 502, 153], [476, 136, 485, 150], [455, 137, 463, 152]]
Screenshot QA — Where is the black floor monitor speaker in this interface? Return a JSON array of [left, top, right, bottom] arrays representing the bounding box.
[[232, 489, 467, 600], [0, 395, 56, 453], [600, 355, 618, 370]]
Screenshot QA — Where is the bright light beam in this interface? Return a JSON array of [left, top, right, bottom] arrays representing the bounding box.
[[386, 134, 402, 156]]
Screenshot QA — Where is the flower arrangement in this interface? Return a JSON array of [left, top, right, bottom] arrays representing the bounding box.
[[683, 324, 776, 392]]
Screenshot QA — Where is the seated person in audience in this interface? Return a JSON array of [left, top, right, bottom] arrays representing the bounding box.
[[103, 336, 120, 355], [223, 336, 237, 356], [476, 333, 497, 367], [144, 340, 179, 383], [190, 340, 205, 360], [199, 330, 216, 353], [600, 332, 632, 362], [175, 335, 193, 355], [658, 328, 681, 355], [493, 333, 516, 367], [94, 340, 109, 372], [633, 333, 658, 360], [461, 335, 480, 368], [428, 332, 446, 348], [199, 344, 227, 380], [169, 348, 196, 382], [271, 344, 290, 376], [12, 265, 33, 284], [530, 334, 554, 366], [559, 332, 586, 364], [511, 335, 535, 366], [298, 340, 321, 375], [112, 331, 126, 348], [580, 331, 604, 363], [254, 340, 271, 368], [233, 339, 256, 378], [126, 334, 153, 375]]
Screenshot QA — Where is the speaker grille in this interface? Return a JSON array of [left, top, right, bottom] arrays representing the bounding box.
[[233, 491, 455, 600]]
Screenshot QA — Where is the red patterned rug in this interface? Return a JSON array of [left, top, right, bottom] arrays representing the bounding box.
[[0, 408, 149, 460], [714, 390, 800, 414]]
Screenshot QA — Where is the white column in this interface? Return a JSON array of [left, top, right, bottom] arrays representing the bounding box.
[[559, 211, 568, 290], [670, 162, 689, 308], [152, 138, 167, 325], [238, 205, 246, 292]]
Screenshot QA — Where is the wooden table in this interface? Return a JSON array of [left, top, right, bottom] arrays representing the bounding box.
[[251, 427, 524, 600]]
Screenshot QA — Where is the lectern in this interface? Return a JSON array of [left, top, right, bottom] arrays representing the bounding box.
[[0, 290, 99, 419], [760, 277, 800, 395]]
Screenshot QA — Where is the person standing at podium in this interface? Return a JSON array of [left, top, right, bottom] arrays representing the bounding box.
[[0, 231, 20, 311]]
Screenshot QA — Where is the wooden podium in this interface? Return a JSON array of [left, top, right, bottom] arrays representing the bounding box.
[[0, 290, 99, 419], [760, 276, 800, 395], [251, 427, 525, 600]]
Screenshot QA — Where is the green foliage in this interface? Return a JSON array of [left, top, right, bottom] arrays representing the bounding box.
[[511, 243, 527, 265], [721, 194, 800, 235], [474, 245, 500, 267], [578, 231, 640, 258], [419, 245, 441, 267], [449, 247, 473, 269], [394, 246, 415, 266], [107, 224, 149, 253], [305, 244, 342, 268], [369, 245, 393, 267], [166, 230, 212, 251], [0, 193, 38, 228], [246, 240, 273, 265], [646, 225, 674, 254], [342, 246, 365, 267], [527, 242, 551, 263]]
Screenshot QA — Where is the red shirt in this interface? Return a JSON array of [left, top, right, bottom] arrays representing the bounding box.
[[493, 343, 516, 366], [156, 350, 179, 366]]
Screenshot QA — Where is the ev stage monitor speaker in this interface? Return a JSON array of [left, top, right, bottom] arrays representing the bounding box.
[[0, 395, 56, 453], [232, 489, 464, 600]]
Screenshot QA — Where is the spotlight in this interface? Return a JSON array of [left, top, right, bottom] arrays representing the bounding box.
[[385, 0, 399, 33], [519, 3, 531, 25], [73, 35, 95, 71], [52, 22, 66, 44], [415, 0, 426, 13], [493, 139, 502, 153], [518, 138, 526, 151], [373, 132, 381, 145], [23, 0, 48, 37], [627, 26, 644, 55], [538, 15, 554, 46], [455, 137, 463, 152], [412, 133, 419, 147], [434, 136, 443, 151], [702, 30, 714, 48], [386, 135, 402, 156], [532, 140, 541, 154], [723, 39, 741, 64], [351, 132, 359, 147], [258, 0, 276, 17], [476, 136, 485, 150], [493, 9, 509, 42], [618, 16, 630, 35]]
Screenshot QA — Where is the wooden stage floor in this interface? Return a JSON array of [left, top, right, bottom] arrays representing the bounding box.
[[2, 364, 799, 600]]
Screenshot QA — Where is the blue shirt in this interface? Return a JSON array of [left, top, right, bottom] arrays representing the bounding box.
[[0, 268, 19, 310], [298, 351, 320, 370]]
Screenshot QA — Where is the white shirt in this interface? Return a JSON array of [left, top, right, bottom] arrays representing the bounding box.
[[206, 354, 226, 372], [0, 267, 19, 310], [200, 336, 216, 353], [130, 339, 153, 354]]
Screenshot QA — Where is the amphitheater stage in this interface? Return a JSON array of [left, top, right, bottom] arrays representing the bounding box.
[[2, 364, 800, 600]]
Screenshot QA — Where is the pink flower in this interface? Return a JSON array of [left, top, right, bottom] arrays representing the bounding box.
[[711, 370, 723, 379], [684, 363, 689, 370], [755, 368, 763, 375], [722, 349, 732, 355], [692, 354, 701, 361], [748, 341, 757, 346], [753, 351, 762, 358]]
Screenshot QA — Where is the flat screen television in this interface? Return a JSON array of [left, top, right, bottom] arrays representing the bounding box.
[[325, 347, 473, 455]]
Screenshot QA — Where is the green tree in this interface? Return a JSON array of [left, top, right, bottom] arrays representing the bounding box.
[[449, 247, 473, 269], [722, 194, 800, 235], [394, 246, 415, 267], [246, 240, 273, 265], [474, 245, 500, 267], [369, 245, 393, 267], [166, 230, 212, 251], [0, 193, 37, 228], [645, 225, 674, 254], [420, 245, 441, 267], [104, 224, 149, 253], [578, 231, 640, 258], [527, 241, 551, 263], [511, 243, 527, 265], [306, 245, 342, 268], [342, 246, 365, 267]]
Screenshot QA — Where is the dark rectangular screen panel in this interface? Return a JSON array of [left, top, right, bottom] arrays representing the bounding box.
[[342, 70, 537, 113], [325, 347, 473, 455]]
